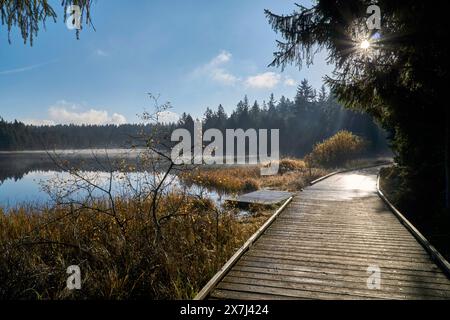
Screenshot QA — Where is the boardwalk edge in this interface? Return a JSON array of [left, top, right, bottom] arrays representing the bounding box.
[[377, 174, 450, 278], [193, 196, 293, 300]]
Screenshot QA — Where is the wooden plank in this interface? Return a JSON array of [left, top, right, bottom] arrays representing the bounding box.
[[231, 265, 450, 291], [266, 227, 417, 239], [245, 250, 442, 273], [210, 289, 297, 300], [255, 237, 427, 253], [215, 282, 368, 300], [220, 275, 444, 300], [252, 243, 431, 260], [237, 256, 450, 284], [263, 230, 422, 245], [274, 220, 410, 229], [229, 190, 294, 205], [225, 271, 450, 299]]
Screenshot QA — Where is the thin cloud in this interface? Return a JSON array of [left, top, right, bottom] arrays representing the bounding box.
[[94, 49, 109, 57], [284, 77, 297, 87], [193, 50, 239, 85], [0, 60, 56, 75], [194, 52, 288, 89], [209, 51, 232, 65], [211, 68, 239, 85]]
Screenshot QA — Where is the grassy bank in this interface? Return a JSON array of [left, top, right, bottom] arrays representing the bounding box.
[[180, 158, 329, 194], [0, 194, 272, 299]]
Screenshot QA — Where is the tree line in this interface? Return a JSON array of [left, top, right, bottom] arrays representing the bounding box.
[[0, 80, 388, 156], [0, 120, 176, 151], [179, 80, 388, 156]]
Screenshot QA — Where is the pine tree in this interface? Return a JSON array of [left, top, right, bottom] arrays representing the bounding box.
[[318, 85, 328, 103], [250, 101, 261, 128], [203, 107, 214, 129], [295, 79, 316, 103], [266, 1, 450, 209], [216, 104, 228, 130], [1, 0, 93, 45]]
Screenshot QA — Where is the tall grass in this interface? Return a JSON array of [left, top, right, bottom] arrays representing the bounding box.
[[0, 194, 267, 299], [277, 158, 307, 174], [180, 166, 261, 194], [181, 160, 329, 193]]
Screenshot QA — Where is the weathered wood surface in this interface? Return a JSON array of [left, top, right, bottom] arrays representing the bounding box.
[[230, 190, 294, 205], [208, 167, 450, 300]]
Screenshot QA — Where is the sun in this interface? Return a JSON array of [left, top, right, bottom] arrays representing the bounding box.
[[360, 39, 371, 49]]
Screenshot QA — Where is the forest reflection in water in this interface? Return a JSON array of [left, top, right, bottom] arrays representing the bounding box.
[[0, 150, 225, 209]]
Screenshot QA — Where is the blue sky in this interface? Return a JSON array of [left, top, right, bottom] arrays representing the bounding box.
[[0, 0, 333, 125]]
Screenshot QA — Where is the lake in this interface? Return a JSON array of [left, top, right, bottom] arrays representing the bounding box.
[[0, 150, 227, 209]]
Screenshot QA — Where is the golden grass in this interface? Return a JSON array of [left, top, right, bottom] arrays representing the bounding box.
[[0, 194, 268, 299], [259, 168, 328, 191], [181, 158, 329, 193], [277, 158, 307, 174], [180, 166, 261, 194]]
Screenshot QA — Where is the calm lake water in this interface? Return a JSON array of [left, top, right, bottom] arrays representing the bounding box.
[[0, 170, 55, 207], [0, 150, 226, 209]]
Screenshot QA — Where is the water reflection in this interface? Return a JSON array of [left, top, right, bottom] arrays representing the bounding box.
[[0, 149, 143, 184], [0, 151, 226, 209]]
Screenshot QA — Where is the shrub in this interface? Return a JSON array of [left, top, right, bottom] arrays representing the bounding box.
[[305, 130, 366, 168], [242, 178, 260, 192], [278, 158, 307, 174]]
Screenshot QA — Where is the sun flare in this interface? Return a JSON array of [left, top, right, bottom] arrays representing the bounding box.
[[360, 39, 371, 49]]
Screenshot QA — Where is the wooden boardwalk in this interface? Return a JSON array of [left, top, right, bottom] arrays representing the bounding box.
[[231, 190, 294, 205], [203, 167, 450, 300]]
